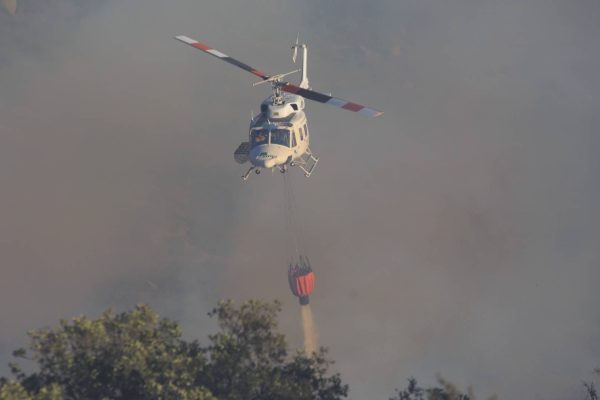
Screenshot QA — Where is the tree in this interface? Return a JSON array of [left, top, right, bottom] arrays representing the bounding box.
[[0, 381, 62, 400], [199, 300, 347, 400], [4, 304, 212, 400], [389, 377, 497, 400], [1, 300, 347, 400]]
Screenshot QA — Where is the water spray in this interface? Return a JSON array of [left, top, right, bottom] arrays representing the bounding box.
[[301, 304, 318, 354]]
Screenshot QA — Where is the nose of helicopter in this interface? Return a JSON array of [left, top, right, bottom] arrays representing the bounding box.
[[250, 145, 289, 169], [263, 159, 277, 169]]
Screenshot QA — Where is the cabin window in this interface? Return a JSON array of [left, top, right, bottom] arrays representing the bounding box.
[[291, 103, 298, 111], [304, 124, 309, 137], [251, 129, 269, 147], [292, 130, 297, 147], [270, 129, 291, 147], [299, 127, 304, 141]]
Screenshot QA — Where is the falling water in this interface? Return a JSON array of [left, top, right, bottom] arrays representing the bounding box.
[[301, 304, 318, 354]]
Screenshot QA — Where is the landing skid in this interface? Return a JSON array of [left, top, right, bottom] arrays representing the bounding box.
[[242, 166, 262, 181], [241, 149, 319, 181], [291, 147, 319, 177]]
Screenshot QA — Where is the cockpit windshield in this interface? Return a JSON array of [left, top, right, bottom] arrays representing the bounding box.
[[270, 129, 290, 147], [251, 129, 269, 147], [250, 128, 290, 148]]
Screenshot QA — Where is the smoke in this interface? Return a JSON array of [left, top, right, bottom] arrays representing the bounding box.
[[2, 0, 16, 15], [1, 1, 599, 400], [301, 305, 318, 354]]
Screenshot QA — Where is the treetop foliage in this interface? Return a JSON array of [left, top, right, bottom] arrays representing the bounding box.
[[1, 300, 347, 400], [2, 299, 594, 400], [389, 376, 499, 400]]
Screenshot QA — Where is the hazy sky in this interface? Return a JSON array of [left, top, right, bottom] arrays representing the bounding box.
[[1, 1, 599, 399]]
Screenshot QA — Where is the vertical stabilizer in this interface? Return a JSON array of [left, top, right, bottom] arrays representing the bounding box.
[[300, 44, 309, 89], [292, 36, 310, 89]]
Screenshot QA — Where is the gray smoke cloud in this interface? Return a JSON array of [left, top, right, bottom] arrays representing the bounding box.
[[1, 1, 599, 399], [2, 0, 17, 16]]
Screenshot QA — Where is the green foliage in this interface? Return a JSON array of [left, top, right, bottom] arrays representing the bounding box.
[[2, 300, 347, 400], [390, 377, 497, 400], [200, 299, 347, 400], [5, 304, 212, 400], [390, 378, 425, 400], [0, 381, 32, 400], [0, 381, 62, 400]]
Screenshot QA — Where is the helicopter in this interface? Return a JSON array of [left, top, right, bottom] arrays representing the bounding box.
[[175, 34, 383, 180]]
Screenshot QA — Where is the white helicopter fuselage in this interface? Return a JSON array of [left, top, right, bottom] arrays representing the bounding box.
[[235, 91, 319, 179], [249, 93, 309, 169]]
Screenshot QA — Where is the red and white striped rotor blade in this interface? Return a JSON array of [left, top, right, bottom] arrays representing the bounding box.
[[282, 83, 383, 117], [175, 35, 270, 80]]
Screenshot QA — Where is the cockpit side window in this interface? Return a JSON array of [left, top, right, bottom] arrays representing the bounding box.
[[251, 129, 269, 147], [292, 130, 297, 147]]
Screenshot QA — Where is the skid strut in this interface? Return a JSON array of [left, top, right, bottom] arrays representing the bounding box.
[[242, 149, 318, 180], [294, 147, 319, 177], [242, 167, 255, 181]]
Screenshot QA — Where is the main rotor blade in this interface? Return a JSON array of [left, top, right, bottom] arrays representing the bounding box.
[[175, 35, 270, 80], [281, 83, 383, 117]]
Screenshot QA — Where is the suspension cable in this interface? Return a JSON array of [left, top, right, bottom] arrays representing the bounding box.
[[283, 172, 302, 262]]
